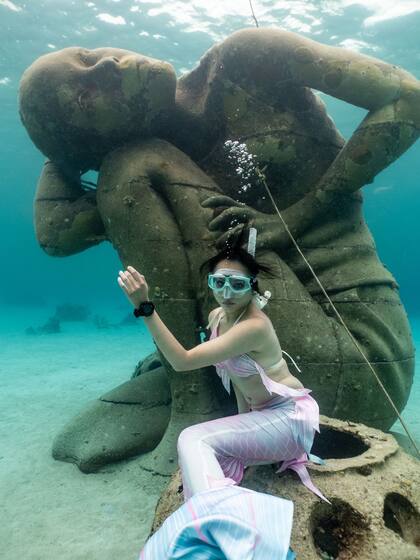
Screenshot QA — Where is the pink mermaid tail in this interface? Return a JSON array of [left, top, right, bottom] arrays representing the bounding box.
[[177, 392, 329, 503], [139, 485, 295, 560]]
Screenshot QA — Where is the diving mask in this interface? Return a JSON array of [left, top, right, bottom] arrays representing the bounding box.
[[208, 272, 255, 295]]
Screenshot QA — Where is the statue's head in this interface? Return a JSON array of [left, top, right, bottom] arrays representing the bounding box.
[[19, 47, 176, 172]]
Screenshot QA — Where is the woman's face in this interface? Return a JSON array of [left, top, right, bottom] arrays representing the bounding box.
[[211, 259, 255, 310]]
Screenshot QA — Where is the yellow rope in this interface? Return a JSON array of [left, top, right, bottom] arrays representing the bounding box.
[[256, 168, 419, 458]]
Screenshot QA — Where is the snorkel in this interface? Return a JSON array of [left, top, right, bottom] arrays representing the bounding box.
[[246, 227, 271, 309]]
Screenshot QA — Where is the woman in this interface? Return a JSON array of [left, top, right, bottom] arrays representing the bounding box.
[[118, 234, 328, 504]]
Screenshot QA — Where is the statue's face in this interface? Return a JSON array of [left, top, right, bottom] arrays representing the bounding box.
[[19, 47, 177, 169]]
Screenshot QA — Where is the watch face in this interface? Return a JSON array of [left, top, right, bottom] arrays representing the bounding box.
[[141, 301, 155, 316]]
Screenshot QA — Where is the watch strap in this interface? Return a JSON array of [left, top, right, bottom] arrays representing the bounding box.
[[133, 301, 155, 318]]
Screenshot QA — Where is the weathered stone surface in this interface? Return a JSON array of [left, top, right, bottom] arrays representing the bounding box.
[[100, 365, 169, 405], [132, 351, 162, 378], [52, 368, 171, 472], [19, 28, 419, 471], [151, 417, 420, 560]]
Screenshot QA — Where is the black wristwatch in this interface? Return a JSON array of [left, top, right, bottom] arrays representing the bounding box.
[[133, 301, 155, 318]]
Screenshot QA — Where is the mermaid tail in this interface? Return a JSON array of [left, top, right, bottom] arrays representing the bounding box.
[[177, 393, 329, 502], [139, 485, 294, 560]]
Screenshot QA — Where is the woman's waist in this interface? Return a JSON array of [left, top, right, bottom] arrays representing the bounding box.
[[234, 374, 308, 405], [222, 367, 304, 391], [268, 371, 304, 391], [216, 360, 304, 391], [250, 389, 317, 407], [250, 393, 295, 411]]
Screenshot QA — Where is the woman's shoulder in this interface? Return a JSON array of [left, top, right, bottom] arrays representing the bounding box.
[[248, 304, 271, 324], [209, 307, 222, 319], [207, 307, 222, 327], [247, 308, 276, 340]]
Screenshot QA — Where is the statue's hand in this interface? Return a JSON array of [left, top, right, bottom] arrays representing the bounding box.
[[201, 195, 281, 251]]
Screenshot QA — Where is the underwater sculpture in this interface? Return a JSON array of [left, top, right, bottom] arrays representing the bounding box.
[[19, 28, 419, 472]]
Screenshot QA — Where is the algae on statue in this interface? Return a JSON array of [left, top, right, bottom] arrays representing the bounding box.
[[19, 28, 418, 472]]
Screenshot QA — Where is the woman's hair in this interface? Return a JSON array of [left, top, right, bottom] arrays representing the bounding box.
[[199, 227, 275, 295]]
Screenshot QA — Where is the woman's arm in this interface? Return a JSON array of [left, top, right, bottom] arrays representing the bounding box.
[[118, 267, 267, 372], [142, 308, 266, 372]]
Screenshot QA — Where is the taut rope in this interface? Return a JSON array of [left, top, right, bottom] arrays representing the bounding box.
[[256, 167, 419, 457]]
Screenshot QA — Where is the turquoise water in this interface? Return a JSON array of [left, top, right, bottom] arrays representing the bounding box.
[[1, 1, 419, 312], [3, 0, 419, 421], [0, 2, 419, 557]]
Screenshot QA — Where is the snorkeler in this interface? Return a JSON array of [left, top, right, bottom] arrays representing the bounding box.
[[117, 230, 328, 504]]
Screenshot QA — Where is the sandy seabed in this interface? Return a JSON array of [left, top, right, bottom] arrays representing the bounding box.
[[0, 306, 419, 560], [0, 306, 166, 560]]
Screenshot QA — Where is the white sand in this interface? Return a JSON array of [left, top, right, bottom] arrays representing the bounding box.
[[0, 305, 418, 559], [0, 306, 167, 560]]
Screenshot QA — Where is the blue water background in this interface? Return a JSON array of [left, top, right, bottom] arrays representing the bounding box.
[[0, 1, 419, 440]]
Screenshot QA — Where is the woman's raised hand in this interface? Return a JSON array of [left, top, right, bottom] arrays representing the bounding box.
[[117, 266, 149, 307]]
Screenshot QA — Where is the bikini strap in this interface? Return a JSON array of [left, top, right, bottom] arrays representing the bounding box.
[[207, 307, 247, 330], [282, 350, 302, 373], [206, 308, 224, 331], [233, 307, 248, 326]]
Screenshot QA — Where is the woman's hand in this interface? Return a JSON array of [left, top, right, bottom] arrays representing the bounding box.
[[117, 266, 149, 307]]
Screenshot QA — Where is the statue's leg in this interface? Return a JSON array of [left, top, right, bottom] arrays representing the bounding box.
[[97, 140, 234, 476], [254, 253, 414, 430], [52, 367, 171, 473], [315, 284, 414, 430]]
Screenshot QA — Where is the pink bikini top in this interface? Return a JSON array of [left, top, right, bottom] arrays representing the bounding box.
[[208, 308, 309, 401]]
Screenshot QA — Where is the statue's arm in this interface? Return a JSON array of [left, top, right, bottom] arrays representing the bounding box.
[[35, 161, 107, 256], [216, 28, 419, 243]]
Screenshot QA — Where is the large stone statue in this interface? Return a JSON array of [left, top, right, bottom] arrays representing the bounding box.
[[19, 28, 418, 473]]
